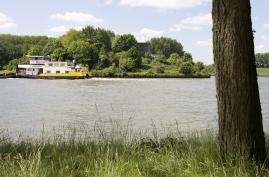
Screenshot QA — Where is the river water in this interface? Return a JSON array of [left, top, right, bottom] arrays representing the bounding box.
[[0, 77, 269, 138]]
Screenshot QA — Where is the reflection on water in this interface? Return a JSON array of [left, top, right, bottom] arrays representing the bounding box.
[[0, 77, 269, 138]]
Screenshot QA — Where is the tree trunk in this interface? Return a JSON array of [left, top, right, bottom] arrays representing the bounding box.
[[212, 0, 266, 162]]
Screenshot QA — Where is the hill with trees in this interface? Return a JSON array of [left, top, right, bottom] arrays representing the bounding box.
[[0, 26, 212, 78]]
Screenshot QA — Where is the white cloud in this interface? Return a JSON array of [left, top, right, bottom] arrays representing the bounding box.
[[104, 0, 113, 5], [171, 14, 212, 32], [0, 12, 17, 32], [50, 12, 104, 23], [109, 0, 210, 9], [133, 28, 164, 42], [48, 26, 69, 33], [48, 25, 83, 35], [264, 23, 269, 28], [196, 39, 212, 47], [262, 35, 269, 41], [255, 44, 265, 52]]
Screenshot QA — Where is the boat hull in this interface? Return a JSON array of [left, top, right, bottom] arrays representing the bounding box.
[[16, 74, 89, 79]]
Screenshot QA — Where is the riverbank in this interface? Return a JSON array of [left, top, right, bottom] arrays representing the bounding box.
[[0, 70, 211, 79], [257, 68, 269, 76], [1, 68, 269, 79], [0, 132, 268, 177]]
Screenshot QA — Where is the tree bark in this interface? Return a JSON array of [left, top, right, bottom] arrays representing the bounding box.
[[212, 0, 266, 162]]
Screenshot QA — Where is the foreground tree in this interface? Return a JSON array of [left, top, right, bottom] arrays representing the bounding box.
[[213, 0, 266, 162]]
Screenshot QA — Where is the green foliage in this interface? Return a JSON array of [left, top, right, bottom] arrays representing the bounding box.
[[96, 46, 112, 69], [179, 61, 193, 75], [201, 64, 215, 75], [60, 29, 81, 47], [68, 40, 99, 67], [81, 26, 115, 51], [119, 56, 135, 72], [4, 56, 29, 70], [182, 52, 193, 62], [27, 45, 43, 56], [80, 26, 96, 42], [51, 48, 70, 61], [92, 66, 117, 77], [167, 53, 181, 65], [117, 47, 141, 72], [152, 64, 165, 73], [42, 39, 63, 56], [192, 61, 205, 74], [112, 34, 138, 53], [150, 37, 184, 58], [95, 28, 115, 51], [152, 54, 167, 64], [256, 53, 269, 68], [142, 57, 152, 65], [0, 34, 50, 69]]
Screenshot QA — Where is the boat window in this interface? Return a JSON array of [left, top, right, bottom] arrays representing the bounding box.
[[56, 71, 60, 74], [65, 71, 69, 74], [46, 70, 51, 74], [60, 63, 65, 66], [48, 63, 53, 66]]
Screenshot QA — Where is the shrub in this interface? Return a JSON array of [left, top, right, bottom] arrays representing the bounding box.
[[179, 61, 193, 75], [151, 54, 166, 64], [142, 57, 152, 65], [153, 64, 165, 73], [192, 61, 205, 74], [167, 53, 181, 65], [92, 66, 117, 77], [119, 56, 136, 72], [201, 64, 215, 75]]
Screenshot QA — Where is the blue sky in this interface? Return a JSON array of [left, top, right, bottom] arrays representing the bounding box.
[[0, 0, 269, 64]]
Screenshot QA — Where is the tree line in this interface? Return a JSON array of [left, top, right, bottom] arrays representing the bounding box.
[[0, 26, 212, 76], [255, 53, 269, 68]]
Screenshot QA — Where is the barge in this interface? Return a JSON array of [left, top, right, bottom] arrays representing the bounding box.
[[16, 56, 91, 79]]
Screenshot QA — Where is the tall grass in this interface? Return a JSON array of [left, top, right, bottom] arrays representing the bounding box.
[[0, 128, 269, 177]]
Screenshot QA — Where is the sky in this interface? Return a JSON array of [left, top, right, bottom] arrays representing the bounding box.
[[0, 0, 269, 64]]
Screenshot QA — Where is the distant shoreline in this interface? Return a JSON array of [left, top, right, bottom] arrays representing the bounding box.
[[0, 74, 211, 79], [2, 68, 269, 79]]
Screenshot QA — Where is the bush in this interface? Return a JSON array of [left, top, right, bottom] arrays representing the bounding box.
[[179, 61, 193, 75], [142, 57, 152, 65], [167, 53, 181, 65], [92, 66, 117, 77], [201, 64, 215, 75], [153, 64, 165, 73], [4, 56, 29, 71], [182, 52, 193, 62], [192, 61, 205, 74], [151, 54, 166, 64], [119, 57, 136, 72]]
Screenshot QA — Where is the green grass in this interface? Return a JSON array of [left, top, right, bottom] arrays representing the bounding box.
[[0, 131, 269, 177], [257, 68, 269, 76], [0, 70, 15, 75]]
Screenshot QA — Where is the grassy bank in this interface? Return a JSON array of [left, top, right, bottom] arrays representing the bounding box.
[[0, 132, 269, 177], [257, 68, 269, 76]]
